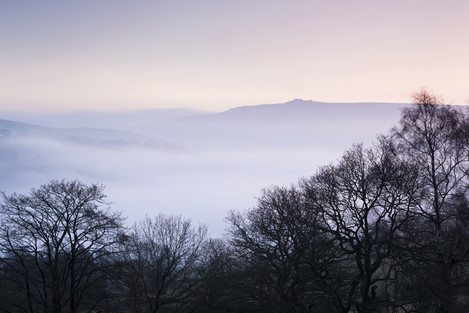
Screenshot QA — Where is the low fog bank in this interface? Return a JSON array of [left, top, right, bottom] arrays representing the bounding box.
[[0, 100, 406, 236], [0, 137, 337, 236]]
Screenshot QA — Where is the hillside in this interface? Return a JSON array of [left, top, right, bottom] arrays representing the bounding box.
[[0, 119, 178, 150], [165, 99, 407, 149]]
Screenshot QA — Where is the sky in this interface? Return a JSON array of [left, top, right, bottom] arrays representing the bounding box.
[[1, 0, 468, 112]]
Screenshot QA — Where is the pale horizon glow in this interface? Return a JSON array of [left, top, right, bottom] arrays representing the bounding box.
[[1, 0, 468, 112]]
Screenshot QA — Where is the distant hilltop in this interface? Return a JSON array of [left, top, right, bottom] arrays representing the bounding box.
[[194, 99, 408, 122]]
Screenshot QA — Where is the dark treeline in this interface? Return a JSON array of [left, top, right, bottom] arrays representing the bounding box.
[[1, 90, 469, 313]]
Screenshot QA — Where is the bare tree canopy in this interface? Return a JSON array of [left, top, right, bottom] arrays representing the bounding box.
[[118, 214, 208, 313], [0, 179, 124, 313], [392, 89, 469, 312]]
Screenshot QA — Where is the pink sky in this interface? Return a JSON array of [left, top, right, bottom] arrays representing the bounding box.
[[1, 0, 468, 111]]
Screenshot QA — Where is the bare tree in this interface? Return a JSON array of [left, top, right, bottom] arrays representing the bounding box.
[[119, 214, 208, 313], [302, 138, 419, 313], [392, 89, 469, 312], [226, 185, 333, 313], [191, 238, 245, 313], [0, 179, 124, 313]]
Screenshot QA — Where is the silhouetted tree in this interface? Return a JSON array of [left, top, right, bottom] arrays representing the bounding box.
[[392, 89, 469, 312], [191, 238, 246, 313], [118, 214, 208, 313], [0, 179, 124, 313], [303, 138, 419, 313], [226, 186, 333, 313]]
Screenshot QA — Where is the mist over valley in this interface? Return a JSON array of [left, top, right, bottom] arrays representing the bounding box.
[[0, 99, 405, 235]]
